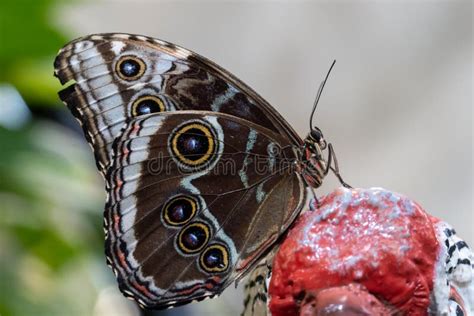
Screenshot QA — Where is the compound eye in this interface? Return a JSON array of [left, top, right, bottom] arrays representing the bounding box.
[[310, 129, 322, 143]]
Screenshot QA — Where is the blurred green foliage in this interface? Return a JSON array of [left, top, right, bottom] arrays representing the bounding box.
[[0, 1, 117, 315], [0, 0, 67, 106], [0, 123, 105, 316]]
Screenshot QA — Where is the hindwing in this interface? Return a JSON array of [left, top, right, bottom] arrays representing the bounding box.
[[104, 111, 305, 308], [241, 256, 273, 316]]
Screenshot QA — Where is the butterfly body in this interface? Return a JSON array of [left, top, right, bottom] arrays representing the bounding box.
[[54, 33, 332, 309]]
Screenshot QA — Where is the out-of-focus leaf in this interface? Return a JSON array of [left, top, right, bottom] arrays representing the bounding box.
[[8, 59, 64, 106], [10, 226, 81, 270], [0, 0, 71, 107], [0, 121, 106, 316], [0, 0, 67, 67]]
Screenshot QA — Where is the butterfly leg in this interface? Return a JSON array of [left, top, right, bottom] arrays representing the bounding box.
[[301, 172, 320, 210], [323, 142, 333, 176], [327, 143, 352, 189], [313, 194, 321, 209]]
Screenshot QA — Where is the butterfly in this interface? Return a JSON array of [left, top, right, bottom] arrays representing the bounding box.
[[54, 33, 348, 309]]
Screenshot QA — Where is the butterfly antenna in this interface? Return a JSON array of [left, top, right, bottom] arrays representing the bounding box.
[[309, 60, 337, 130]]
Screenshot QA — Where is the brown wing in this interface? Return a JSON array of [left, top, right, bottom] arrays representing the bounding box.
[[54, 33, 301, 175], [104, 111, 305, 308], [241, 255, 273, 316]]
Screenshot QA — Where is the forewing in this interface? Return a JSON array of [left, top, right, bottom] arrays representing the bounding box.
[[54, 33, 301, 175]]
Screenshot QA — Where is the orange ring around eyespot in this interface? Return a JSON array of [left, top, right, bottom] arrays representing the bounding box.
[[162, 195, 197, 227], [171, 122, 216, 167], [115, 55, 146, 81], [177, 222, 211, 254], [199, 244, 229, 273], [131, 95, 166, 116]]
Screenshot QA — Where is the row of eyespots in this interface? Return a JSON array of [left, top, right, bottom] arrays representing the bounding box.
[[115, 56, 219, 171], [161, 195, 229, 273], [169, 121, 218, 169], [115, 55, 170, 117], [115, 54, 227, 273]]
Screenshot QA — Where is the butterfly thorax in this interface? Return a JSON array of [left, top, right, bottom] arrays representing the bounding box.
[[300, 128, 327, 188]]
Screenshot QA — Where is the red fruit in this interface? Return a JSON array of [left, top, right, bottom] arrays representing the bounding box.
[[269, 187, 440, 316]]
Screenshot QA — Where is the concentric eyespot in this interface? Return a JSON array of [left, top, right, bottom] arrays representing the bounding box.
[[177, 222, 211, 254], [169, 121, 218, 168], [162, 195, 197, 227], [132, 95, 165, 116], [115, 55, 146, 81], [199, 244, 229, 273]]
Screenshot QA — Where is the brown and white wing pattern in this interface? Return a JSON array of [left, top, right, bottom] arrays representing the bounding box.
[[104, 111, 305, 308], [54, 33, 301, 175], [241, 256, 273, 316]]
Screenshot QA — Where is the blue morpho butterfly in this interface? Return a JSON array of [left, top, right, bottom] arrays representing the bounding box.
[[54, 33, 349, 309]]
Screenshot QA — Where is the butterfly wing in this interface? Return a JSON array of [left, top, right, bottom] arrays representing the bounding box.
[[104, 111, 305, 308], [241, 256, 273, 316], [54, 33, 301, 175]]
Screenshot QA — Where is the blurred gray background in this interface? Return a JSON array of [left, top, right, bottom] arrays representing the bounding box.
[[52, 1, 471, 315]]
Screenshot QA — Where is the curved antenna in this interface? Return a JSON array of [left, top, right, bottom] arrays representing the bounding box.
[[309, 59, 337, 130]]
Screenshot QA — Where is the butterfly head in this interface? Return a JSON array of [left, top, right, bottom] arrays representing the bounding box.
[[300, 127, 328, 188], [300, 60, 338, 188], [307, 127, 327, 151]]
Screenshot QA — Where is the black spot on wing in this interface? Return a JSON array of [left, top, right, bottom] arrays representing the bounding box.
[[456, 241, 469, 250], [444, 228, 456, 237], [457, 258, 471, 266], [448, 245, 456, 257]]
